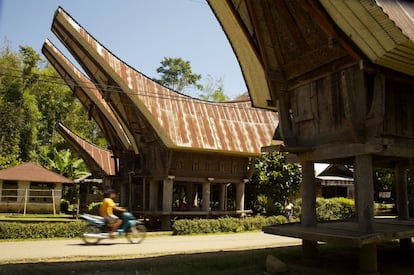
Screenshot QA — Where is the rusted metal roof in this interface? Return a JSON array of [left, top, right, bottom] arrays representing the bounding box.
[[49, 7, 279, 156], [56, 123, 116, 176], [42, 39, 137, 156], [0, 162, 73, 183]]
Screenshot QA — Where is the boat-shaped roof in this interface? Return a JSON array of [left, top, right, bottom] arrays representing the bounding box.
[[49, 7, 278, 156]]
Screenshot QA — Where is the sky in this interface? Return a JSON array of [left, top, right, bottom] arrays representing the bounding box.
[[0, 0, 247, 99]]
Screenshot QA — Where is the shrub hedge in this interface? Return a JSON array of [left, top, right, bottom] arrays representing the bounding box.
[[293, 197, 355, 222], [172, 215, 287, 235], [0, 197, 355, 239], [172, 197, 355, 235], [0, 221, 86, 240]]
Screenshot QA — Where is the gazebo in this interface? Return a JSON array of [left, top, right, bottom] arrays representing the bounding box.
[[209, 0, 414, 273], [42, 7, 279, 229]]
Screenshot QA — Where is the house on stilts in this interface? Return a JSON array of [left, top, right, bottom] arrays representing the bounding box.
[[209, 0, 414, 273], [42, 7, 279, 229]]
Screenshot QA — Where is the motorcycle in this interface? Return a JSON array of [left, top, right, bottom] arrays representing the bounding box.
[[80, 211, 147, 244]]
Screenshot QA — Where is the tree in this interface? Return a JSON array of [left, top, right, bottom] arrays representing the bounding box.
[[246, 152, 301, 215], [43, 148, 89, 204], [154, 57, 202, 94], [18, 46, 42, 161], [44, 148, 89, 179], [0, 45, 106, 172], [198, 74, 229, 102]]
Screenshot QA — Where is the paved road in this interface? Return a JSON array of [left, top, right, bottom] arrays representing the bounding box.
[[0, 232, 301, 263]]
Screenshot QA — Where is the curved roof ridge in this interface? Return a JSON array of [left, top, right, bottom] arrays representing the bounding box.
[[42, 39, 136, 155], [56, 123, 116, 176], [51, 7, 279, 155]]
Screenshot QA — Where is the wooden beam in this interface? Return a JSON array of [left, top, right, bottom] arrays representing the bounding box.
[[354, 154, 374, 234], [297, 142, 382, 162]]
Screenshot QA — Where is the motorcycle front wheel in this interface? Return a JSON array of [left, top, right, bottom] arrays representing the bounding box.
[[81, 224, 102, 245], [126, 224, 147, 244]]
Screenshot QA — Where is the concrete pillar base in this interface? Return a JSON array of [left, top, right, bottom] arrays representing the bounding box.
[[359, 244, 378, 275]]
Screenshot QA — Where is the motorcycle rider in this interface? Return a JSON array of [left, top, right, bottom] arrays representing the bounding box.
[[100, 189, 126, 238]]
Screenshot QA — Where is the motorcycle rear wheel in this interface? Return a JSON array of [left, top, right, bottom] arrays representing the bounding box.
[[126, 224, 147, 244], [81, 224, 102, 245]]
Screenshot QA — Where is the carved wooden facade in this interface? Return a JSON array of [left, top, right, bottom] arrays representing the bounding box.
[[43, 7, 278, 229], [209, 0, 414, 273]]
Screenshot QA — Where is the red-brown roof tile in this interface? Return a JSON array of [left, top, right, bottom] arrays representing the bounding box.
[[0, 162, 73, 183]]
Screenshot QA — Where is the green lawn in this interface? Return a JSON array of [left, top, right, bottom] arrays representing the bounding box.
[[0, 213, 75, 222]]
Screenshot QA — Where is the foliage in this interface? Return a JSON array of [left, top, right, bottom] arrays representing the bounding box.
[[374, 168, 395, 202], [43, 148, 89, 179], [246, 152, 301, 216], [172, 215, 287, 235], [293, 197, 355, 222], [198, 74, 228, 102], [87, 201, 102, 215], [0, 155, 21, 169], [0, 45, 104, 174], [0, 221, 86, 239], [154, 57, 202, 94], [60, 199, 70, 213]]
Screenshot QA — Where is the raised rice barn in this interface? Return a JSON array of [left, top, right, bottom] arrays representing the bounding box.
[[209, 0, 414, 274]]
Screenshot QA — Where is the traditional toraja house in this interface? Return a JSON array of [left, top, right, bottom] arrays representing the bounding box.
[[209, 0, 414, 273], [42, 7, 279, 229]]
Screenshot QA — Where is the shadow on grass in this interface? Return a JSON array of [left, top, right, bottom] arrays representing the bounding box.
[[1, 243, 414, 275]]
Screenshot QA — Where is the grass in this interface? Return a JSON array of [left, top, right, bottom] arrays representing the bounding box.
[[1, 239, 414, 274], [0, 213, 76, 222], [0, 247, 304, 275]]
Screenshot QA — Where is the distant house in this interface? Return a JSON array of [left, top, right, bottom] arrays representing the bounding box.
[[316, 164, 354, 199], [0, 162, 73, 214]]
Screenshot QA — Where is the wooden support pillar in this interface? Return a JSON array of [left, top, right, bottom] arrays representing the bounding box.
[[395, 163, 409, 220], [410, 160, 414, 217], [149, 180, 158, 211], [148, 180, 159, 229], [186, 183, 195, 208], [162, 176, 174, 212], [301, 162, 316, 227], [161, 176, 174, 230], [218, 184, 226, 211], [354, 155, 378, 274], [354, 154, 374, 234], [202, 179, 212, 211], [236, 179, 247, 215], [395, 163, 411, 249], [301, 162, 318, 264]]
